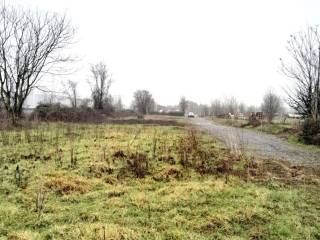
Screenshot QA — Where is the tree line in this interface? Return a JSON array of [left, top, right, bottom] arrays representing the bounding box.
[[0, 2, 319, 142], [177, 91, 282, 123]]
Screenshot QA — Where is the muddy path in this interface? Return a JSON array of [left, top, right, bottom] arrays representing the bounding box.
[[191, 118, 320, 166]]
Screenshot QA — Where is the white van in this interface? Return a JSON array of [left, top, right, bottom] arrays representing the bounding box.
[[188, 112, 195, 118]]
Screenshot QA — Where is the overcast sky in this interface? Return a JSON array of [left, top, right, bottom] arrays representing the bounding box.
[[13, 0, 320, 107]]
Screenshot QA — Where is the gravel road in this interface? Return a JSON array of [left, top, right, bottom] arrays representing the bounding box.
[[191, 118, 320, 166]]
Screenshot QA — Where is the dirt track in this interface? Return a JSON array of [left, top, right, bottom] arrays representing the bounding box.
[[191, 118, 320, 166]]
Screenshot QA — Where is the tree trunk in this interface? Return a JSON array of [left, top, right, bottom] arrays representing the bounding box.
[[9, 109, 22, 125], [314, 47, 320, 122]]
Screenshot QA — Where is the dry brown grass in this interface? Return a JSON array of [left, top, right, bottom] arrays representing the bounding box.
[[45, 172, 90, 195], [6, 231, 38, 240], [247, 158, 320, 184], [89, 162, 114, 178], [153, 166, 184, 182]]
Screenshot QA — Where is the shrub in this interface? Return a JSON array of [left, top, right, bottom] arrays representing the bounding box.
[[300, 118, 320, 145], [177, 130, 199, 167], [248, 114, 261, 127], [150, 111, 185, 117], [167, 111, 184, 117], [176, 130, 248, 180], [30, 103, 109, 123], [126, 153, 149, 178]]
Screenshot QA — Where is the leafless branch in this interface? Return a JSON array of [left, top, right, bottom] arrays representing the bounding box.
[[0, 3, 75, 123]]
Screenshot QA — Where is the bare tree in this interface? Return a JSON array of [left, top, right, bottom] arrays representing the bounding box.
[[224, 97, 238, 114], [0, 4, 75, 123], [113, 96, 123, 112], [89, 62, 112, 110], [247, 105, 258, 113], [281, 26, 320, 122], [186, 100, 199, 115], [238, 102, 246, 113], [79, 98, 91, 109], [199, 104, 209, 117], [210, 99, 223, 116], [46, 93, 58, 105], [0, 97, 4, 110], [103, 95, 114, 113], [179, 96, 188, 114], [261, 90, 281, 123], [132, 90, 154, 115], [64, 80, 78, 108]]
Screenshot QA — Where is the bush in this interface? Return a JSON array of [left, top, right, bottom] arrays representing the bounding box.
[[167, 111, 184, 117], [177, 130, 236, 175], [300, 118, 320, 145], [32, 103, 61, 120], [149, 111, 185, 117], [30, 103, 110, 123], [248, 114, 261, 127], [126, 153, 149, 178]]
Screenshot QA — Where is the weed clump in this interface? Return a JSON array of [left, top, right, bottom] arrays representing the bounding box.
[[176, 130, 251, 182], [107, 190, 125, 198], [126, 153, 149, 178], [177, 130, 199, 167], [158, 155, 176, 165], [153, 166, 184, 182], [113, 150, 126, 159], [104, 176, 118, 185], [45, 173, 89, 195], [14, 165, 29, 189], [35, 184, 47, 220], [89, 163, 114, 178]]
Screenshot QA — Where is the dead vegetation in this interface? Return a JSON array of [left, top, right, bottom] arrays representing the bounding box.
[[35, 183, 48, 220], [126, 153, 150, 178], [153, 166, 184, 181], [113, 150, 126, 159], [248, 159, 320, 184], [45, 173, 90, 195], [176, 129, 246, 182], [89, 163, 114, 178]]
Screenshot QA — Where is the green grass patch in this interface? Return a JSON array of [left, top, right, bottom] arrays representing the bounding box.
[[0, 123, 319, 239]]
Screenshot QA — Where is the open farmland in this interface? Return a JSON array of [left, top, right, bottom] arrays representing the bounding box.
[[1, 1, 320, 239], [0, 122, 319, 239]]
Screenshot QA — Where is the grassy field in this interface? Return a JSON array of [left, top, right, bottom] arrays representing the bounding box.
[[0, 122, 319, 239]]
